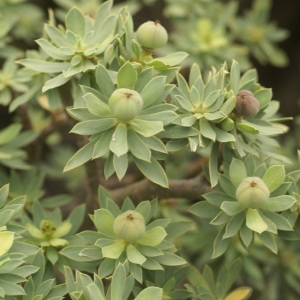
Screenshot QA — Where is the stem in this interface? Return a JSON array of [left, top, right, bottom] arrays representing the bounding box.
[[108, 173, 211, 205]]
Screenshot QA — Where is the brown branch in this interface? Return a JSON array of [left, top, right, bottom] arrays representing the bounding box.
[[108, 173, 212, 206]]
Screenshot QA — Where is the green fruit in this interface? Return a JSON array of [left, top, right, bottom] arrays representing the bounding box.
[[108, 88, 143, 122], [234, 90, 260, 117], [113, 210, 146, 242], [136, 20, 168, 49], [236, 177, 269, 209]]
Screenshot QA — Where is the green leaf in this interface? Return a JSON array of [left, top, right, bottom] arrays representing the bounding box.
[[42, 73, 70, 92], [109, 123, 128, 157], [128, 129, 151, 162], [102, 242, 125, 259], [71, 119, 116, 135], [137, 226, 167, 246], [209, 142, 220, 187], [211, 227, 230, 259], [0, 184, 9, 208], [229, 158, 247, 188], [236, 122, 259, 134], [126, 244, 146, 265], [148, 51, 188, 67], [259, 231, 277, 254], [92, 129, 113, 159], [113, 154, 128, 180], [188, 201, 220, 219], [0, 231, 14, 256], [95, 65, 115, 99], [18, 59, 70, 73], [65, 7, 86, 38], [223, 213, 245, 239], [230, 60, 240, 94], [93, 15, 118, 52], [254, 88, 272, 109], [239, 224, 253, 248], [111, 264, 126, 300], [36, 39, 71, 60], [224, 287, 252, 300], [63, 139, 96, 172], [93, 209, 115, 235], [155, 252, 186, 266], [134, 287, 163, 300], [44, 24, 70, 47], [0, 279, 25, 296], [84, 92, 112, 117], [260, 210, 293, 231], [221, 202, 244, 216], [246, 209, 268, 234], [262, 165, 285, 192], [117, 62, 137, 89], [200, 118, 216, 141], [0, 124, 22, 145], [140, 76, 166, 108], [130, 119, 163, 137], [134, 157, 168, 188], [263, 195, 296, 212]]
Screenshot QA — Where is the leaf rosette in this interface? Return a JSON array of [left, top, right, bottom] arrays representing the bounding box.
[[65, 61, 177, 187], [189, 156, 296, 257], [87, 198, 186, 283], [226, 60, 291, 158], [162, 63, 236, 152], [18, 1, 118, 92]]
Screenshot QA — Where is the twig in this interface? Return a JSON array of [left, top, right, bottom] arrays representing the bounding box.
[[108, 173, 212, 205]]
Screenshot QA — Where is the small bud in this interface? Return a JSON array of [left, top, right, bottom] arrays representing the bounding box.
[[40, 220, 56, 237], [236, 177, 269, 209], [234, 90, 260, 117], [136, 20, 168, 49], [108, 88, 143, 122], [113, 210, 146, 242]]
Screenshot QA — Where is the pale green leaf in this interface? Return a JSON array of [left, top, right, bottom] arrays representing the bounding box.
[[111, 264, 126, 300], [221, 201, 244, 216], [263, 195, 296, 212], [126, 244, 146, 265], [137, 226, 167, 246], [18, 59, 70, 73], [134, 157, 168, 188], [102, 242, 125, 259], [63, 139, 96, 172], [93, 209, 115, 235], [246, 209, 268, 234], [71, 118, 116, 135], [117, 61, 137, 89], [0, 124, 22, 145], [109, 123, 128, 157], [130, 119, 163, 137], [140, 76, 166, 108], [128, 129, 151, 162], [229, 158, 247, 188], [262, 165, 285, 192], [65, 7, 86, 38], [134, 287, 163, 300], [230, 60, 240, 94]]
